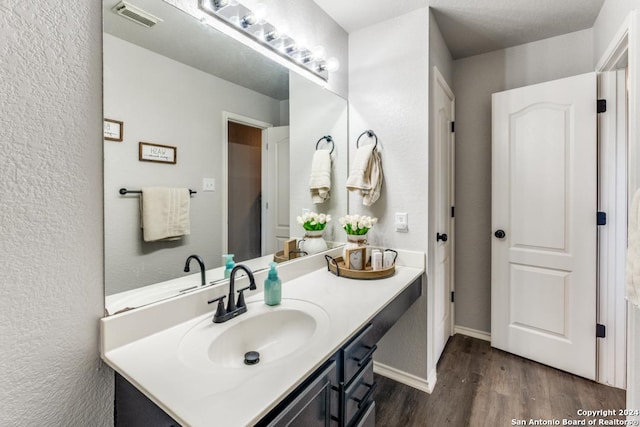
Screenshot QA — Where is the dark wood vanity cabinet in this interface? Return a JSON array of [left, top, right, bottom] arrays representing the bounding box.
[[114, 276, 421, 427]]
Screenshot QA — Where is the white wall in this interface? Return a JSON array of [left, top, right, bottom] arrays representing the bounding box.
[[289, 73, 348, 242], [593, 0, 640, 66], [0, 1, 112, 426], [452, 29, 594, 333], [349, 8, 431, 380], [103, 34, 282, 295]]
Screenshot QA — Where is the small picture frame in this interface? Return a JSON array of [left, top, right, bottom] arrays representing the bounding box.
[[139, 141, 177, 164], [104, 118, 123, 142], [345, 247, 366, 270]]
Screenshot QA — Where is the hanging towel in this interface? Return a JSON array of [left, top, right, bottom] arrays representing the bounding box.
[[346, 145, 383, 206], [140, 187, 191, 242], [626, 188, 640, 308], [309, 150, 332, 203]]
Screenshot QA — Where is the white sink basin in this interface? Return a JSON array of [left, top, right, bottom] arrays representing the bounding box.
[[178, 299, 330, 372]]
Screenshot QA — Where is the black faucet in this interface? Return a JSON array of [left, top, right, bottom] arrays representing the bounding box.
[[184, 254, 206, 287], [207, 264, 256, 323]]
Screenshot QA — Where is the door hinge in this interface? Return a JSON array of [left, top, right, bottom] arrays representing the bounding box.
[[450, 121, 455, 133], [597, 99, 607, 113], [597, 211, 607, 226], [596, 323, 606, 338], [451, 206, 455, 218], [450, 291, 455, 303]]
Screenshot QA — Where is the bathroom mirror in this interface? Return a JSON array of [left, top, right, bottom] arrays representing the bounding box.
[[103, 0, 348, 314]]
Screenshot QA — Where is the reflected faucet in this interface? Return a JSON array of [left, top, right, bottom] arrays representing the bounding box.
[[184, 254, 206, 287], [207, 264, 257, 323]]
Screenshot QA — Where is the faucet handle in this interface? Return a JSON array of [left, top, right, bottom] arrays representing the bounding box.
[[236, 285, 252, 308], [207, 295, 226, 321]]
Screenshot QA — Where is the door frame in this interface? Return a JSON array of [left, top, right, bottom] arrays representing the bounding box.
[[221, 111, 272, 256], [430, 66, 456, 364], [594, 10, 637, 389]]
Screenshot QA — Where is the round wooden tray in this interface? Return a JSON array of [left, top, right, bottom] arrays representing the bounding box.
[[324, 255, 395, 280]]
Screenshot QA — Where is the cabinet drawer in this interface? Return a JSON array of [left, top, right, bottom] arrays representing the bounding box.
[[354, 401, 375, 427], [266, 361, 337, 427], [344, 359, 376, 425], [343, 324, 377, 384]]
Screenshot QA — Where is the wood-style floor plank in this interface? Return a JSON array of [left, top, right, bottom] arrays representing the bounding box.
[[374, 334, 626, 427]]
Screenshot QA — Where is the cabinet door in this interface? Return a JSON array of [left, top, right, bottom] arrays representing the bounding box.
[[267, 361, 336, 427]]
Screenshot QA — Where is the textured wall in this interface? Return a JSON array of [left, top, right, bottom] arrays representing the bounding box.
[[103, 34, 282, 295], [0, 1, 113, 426], [349, 8, 430, 379], [452, 29, 594, 333], [289, 73, 349, 242]]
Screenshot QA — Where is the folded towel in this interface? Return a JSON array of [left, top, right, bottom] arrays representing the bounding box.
[[626, 188, 640, 307], [140, 187, 191, 242], [309, 150, 332, 203], [346, 145, 383, 206]]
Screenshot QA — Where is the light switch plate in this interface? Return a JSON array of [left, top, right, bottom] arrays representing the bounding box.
[[395, 212, 408, 232], [202, 178, 215, 192]]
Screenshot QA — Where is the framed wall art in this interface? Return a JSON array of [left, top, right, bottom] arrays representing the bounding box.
[[139, 142, 177, 164], [103, 118, 123, 141]]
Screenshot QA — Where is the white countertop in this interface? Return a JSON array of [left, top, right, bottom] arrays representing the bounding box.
[[101, 250, 424, 427]]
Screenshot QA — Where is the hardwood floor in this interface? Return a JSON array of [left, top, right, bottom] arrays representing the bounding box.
[[374, 334, 626, 427]]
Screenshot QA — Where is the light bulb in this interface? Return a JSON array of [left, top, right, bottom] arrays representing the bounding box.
[[311, 46, 326, 61], [326, 57, 340, 72], [241, 13, 257, 28], [253, 3, 268, 24]]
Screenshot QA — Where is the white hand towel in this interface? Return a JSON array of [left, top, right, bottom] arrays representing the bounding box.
[[140, 187, 191, 242], [346, 145, 383, 206], [309, 150, 332, 203], [626, 188, 640, 307], [346, 145, 374, 191]]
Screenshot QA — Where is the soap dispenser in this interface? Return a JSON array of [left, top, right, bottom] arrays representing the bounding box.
[[264, 262, 282, 306], [223, 254, 235, 279]]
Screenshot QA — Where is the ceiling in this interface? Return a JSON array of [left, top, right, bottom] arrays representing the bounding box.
[[313, 0, 605, 59]]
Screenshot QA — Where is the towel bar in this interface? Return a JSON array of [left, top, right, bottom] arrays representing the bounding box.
[[119, 188, 197, 196], [356, 130, 378, 150], [315, 135, 334, 154]]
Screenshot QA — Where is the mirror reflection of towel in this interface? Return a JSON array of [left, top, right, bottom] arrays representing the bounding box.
[[140, 187, 191, 242], [346, 145, 383, 206], [309, 150, 332, 203], [627, 188, 640, 307]]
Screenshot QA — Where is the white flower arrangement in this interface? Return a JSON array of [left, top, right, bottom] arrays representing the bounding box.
[[297, 211, 331, 231], [338, 214, 378, 235]]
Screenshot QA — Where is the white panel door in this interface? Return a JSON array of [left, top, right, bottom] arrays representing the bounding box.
[[433, 67, 455, 363], [265, 126, 290, 254], [491, 72, 597, 380]]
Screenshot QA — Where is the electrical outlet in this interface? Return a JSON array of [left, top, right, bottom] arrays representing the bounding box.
[[302, 208, 310, 215], [395, 212, 408, 232], [202, 178, 215, 192]]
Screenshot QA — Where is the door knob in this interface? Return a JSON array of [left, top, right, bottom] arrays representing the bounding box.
[[436, 233, 448, 242], [494, 229, 506, 239]]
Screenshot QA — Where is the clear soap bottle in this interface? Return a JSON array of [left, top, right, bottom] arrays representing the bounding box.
[[264, 262, 282, 306]]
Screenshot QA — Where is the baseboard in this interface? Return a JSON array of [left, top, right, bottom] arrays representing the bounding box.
[[454, 325, 491, 342], [373, 361, 435, 394]]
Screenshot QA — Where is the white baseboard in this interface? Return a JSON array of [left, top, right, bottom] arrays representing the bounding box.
[[373, 361, 435, 393], [454, 325, 491, 342]]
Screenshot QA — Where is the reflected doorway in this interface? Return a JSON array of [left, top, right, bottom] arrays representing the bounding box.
[[228, 121, 263, 261]]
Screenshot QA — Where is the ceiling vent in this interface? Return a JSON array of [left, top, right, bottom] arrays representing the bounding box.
[[112, 1, 163, 28]]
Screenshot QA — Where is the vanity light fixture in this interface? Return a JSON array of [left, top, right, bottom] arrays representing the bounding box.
[[198, 0, 337, 80]]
